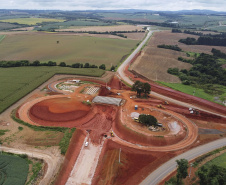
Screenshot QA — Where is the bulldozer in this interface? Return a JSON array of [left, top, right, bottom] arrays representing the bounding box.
[[157, 104, 166, 109]]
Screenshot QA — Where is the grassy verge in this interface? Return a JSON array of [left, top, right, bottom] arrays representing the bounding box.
[[193, 146, 226, 167], [157, 81, 226, 104], [0, 66, 104, 113], [204, 152, 226, 168], [59, 128, 76, 155]]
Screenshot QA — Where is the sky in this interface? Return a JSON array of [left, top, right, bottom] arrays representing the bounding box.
[[1, 0, 226, 11]]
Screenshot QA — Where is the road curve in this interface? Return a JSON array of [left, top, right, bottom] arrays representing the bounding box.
[[116, 30, 226, 118], [117, 29, 154, 83], [1, 146, 61, 185], [139, 138, 226, 185]]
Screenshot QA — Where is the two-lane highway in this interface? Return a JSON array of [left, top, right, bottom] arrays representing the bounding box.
[[140, 138, 226, 185]]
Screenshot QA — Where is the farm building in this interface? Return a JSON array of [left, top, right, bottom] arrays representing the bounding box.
[[92, 96, 122, 106]]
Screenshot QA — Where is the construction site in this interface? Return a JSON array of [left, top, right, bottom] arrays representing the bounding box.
[[15, 73, 226, 185]]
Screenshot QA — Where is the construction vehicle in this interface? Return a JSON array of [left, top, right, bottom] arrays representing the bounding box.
[[111, 131, 114, 137], [157, 104, 166, 109], [163, 101, 169, 105]]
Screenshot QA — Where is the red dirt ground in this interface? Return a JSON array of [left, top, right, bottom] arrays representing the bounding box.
[[54, 129, 86, 185], [92, 139, 177, 185], [29, 97, 90, 122], [125, 59, 226, 116]]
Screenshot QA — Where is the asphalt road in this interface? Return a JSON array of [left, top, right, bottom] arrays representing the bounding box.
[[139, 138, 226, 185], [117, 29, 226, 185], [117, 29, 154, 83]]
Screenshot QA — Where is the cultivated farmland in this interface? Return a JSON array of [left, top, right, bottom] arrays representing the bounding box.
[[0, 33, 139, 67], [130, 31, 226, 83], [58, 25, 143, 32], [0, 67, 104, 113], [0, 18, 65, 25], [0, 154, 28, 185]]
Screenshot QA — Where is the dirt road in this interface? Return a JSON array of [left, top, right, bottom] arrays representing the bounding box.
[[66, 139, 104, 185], [1, 146, 62, 185]]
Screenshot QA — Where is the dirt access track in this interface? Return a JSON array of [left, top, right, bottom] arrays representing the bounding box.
[[18, 77, 198, 151]]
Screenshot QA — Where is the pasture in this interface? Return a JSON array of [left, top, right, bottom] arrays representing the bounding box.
[[0, 67, 104, 113], [0, 33, 138, 67], [0, 18, 65, 25], [0, 154, 28, 185]]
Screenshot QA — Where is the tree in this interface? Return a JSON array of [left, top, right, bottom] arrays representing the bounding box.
[[47, 61, 56, 66], [176, 159, 188, 184], [143, 83, 151, 96], [84, 63, 90, 68], [72, 63, 80, 68], [99, 64, 106, 70], [138, 114, 157, 127], [132, 81, 151, 97], [59, 62, 66, 67], [197, 164, 226, 185], [132, 80, 143, 97], [32, 60, 40, 66]]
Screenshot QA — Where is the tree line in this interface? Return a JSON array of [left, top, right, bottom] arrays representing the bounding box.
[[157, 44, 182, 51], [0, 60, 106, 70], [168, 53, 226, 87], [179, 36, 226, 46]]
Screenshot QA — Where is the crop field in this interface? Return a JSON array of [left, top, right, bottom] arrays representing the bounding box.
[[0, 154, 28, 185], [0, 33, 138, 67], [131, 31, 226, 83], [0, 67, 104, 113], [177, 15, 226, 28], [0, 22, 20, 30], [36, 19, 114, 31], [98, 12, 167, 22], [0, 18, 65, 25], [204, 152, 226, 168], [59, 24, 143, 32]]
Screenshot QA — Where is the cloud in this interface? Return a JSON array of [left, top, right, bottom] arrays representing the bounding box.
[[1, 0, 226, 11]]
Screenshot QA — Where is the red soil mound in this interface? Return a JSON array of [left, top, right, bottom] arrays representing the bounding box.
[[98, 85, 111, 96], [29, 97, 90, 123]]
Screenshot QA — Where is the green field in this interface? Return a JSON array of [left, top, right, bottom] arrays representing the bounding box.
[[0, 154, 28, 185], [0, 18, 65, 25], [0, 34, 138, 68], [204, 152, 226, 168], [0, 67, 104, 113], [35, 19, 114, 31], [157, 81, 226, 103]]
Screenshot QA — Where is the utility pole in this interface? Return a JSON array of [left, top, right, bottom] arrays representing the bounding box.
[[189, 163, 193, 178], [119, 148, 121, 163]]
